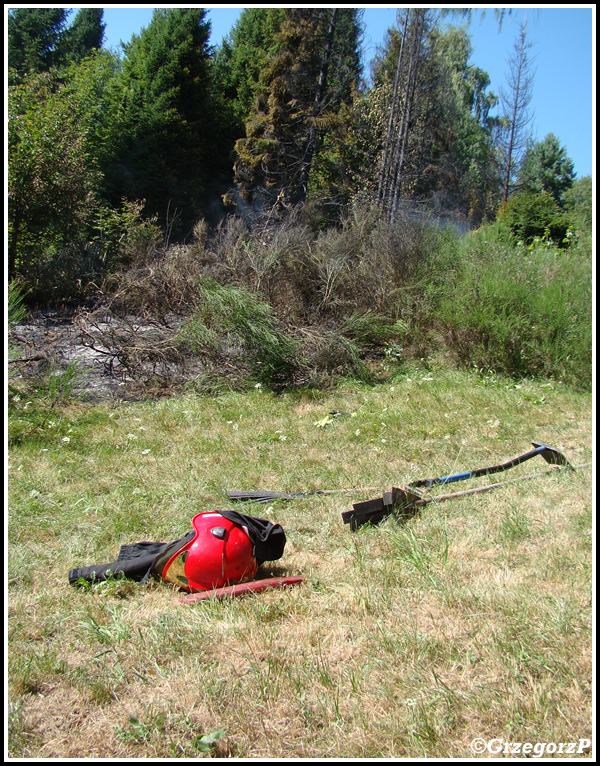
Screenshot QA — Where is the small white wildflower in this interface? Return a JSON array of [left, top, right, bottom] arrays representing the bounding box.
[[381, 438, 387, 443], [355, 429, 361, 436], [141, 449, 151, 455], [62, 436, 70, 443], [390, 386, 395, 392], [126, 433, 136, 439], [255, 383, 262, 389], [279, 435, 287, 441]]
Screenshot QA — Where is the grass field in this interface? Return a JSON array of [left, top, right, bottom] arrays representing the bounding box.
[[7, 364, 593, 758]]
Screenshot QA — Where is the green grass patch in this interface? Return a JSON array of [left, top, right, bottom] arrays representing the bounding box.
[[7, 368, 592, 758]]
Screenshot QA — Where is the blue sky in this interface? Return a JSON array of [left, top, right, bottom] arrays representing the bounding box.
[[98, 5, 594, 179]]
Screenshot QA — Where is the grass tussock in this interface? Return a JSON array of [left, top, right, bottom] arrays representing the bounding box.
[[7, 366, 593, 758]]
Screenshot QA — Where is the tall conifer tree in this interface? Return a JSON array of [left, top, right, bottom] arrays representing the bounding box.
[[232, 8, 361, 211], [60, 8, 106, 64], [517, 133, 575, 204], [8, 7, 69, 81], [105, 8, 220, 232]]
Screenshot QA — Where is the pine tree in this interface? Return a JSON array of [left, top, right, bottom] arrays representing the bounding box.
[[518, 133, 575, 205], [60, 8, 106, 64], [104, 8, 221, 232], [8, 8, 106, 82], [213, 9, 285, 127], [8, 7, 69, 81], [232, 8, 362, 212]]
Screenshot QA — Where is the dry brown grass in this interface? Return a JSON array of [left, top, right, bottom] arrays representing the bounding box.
[[7, 367, 593, 758]]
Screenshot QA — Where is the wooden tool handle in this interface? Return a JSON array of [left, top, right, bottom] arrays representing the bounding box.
[[179, 576, 304, 603]]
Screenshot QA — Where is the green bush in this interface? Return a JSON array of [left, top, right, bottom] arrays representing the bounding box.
[[177, 278, 300, 387], [431, 227, 592, 389], [496, 191, 571, 247]]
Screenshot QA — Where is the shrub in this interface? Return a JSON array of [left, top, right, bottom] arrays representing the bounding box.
[[496, 191, 571, 247], [294, 327, 375, 386], [177, 278, 300, 387], [432, 227, 592, 389], [92, 199, 162, 270], [339, 311, 407, 348]]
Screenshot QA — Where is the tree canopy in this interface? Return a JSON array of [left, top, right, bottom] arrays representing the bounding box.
[[8, 7, 105, 82], [518, 133, 576, 204], [7, 6, 583, 302]]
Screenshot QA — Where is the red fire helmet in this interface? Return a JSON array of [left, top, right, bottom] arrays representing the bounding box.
[[161, 512, 258, 593]]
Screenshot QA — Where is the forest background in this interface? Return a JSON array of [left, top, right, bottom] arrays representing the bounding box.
[[6, 6, 594, 393], [102, 5, 594, 180]]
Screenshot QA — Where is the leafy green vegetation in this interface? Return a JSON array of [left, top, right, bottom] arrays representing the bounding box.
[[428, 226, 592, 389], [496, 191, 572, 246]]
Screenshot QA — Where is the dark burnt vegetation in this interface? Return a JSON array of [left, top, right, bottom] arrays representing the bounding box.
[[68, 202, 434, 396]]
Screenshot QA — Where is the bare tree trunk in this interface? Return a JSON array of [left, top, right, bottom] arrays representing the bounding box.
[[389, 10, 425, 218], [377, 9, 426, 221], [295, 8, 338, 204], [378, 10, 409, 205], [501, 23, 535, 203], [502, 98, 519, 204]]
